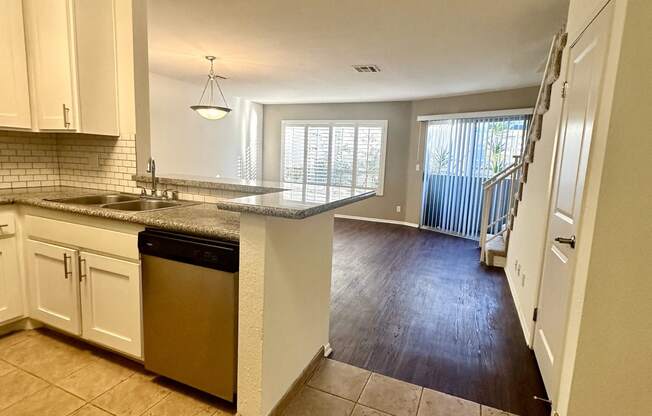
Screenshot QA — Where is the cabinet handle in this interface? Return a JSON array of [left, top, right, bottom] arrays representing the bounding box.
[[0, 224, 8, 227], [63, 253, 72, 279], [78, 257, 87, 282], [62, 104, 71, 128]]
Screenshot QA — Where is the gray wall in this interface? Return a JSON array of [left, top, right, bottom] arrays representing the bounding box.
[[263, 102, 412, 221], [262, 87, 538, 223]]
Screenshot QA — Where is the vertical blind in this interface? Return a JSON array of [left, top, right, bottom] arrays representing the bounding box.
[[421, 115, 530, 239], [281, 120, 388, 202]]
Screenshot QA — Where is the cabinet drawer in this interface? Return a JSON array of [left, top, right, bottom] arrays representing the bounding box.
[[0, 212, 16, 236], [25, 215, 139, 260]]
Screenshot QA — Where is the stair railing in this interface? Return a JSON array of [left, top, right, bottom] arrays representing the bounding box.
[[479, 157, 522, 262], [479, 30, 566, 265]]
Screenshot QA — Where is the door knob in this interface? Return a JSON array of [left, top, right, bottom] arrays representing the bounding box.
[[554, 235, 576, 248]]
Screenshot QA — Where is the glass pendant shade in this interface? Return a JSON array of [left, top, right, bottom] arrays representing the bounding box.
[[190, 105, 231, 120], [191, 56, 232, 120]]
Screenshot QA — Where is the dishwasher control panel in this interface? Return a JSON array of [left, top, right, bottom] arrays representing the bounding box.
[[138, 228, 239, 272]]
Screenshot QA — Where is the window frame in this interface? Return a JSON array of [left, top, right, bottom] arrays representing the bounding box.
[[280, 120, 388, 196]]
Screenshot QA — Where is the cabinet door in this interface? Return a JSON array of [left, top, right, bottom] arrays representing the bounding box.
[[26, 239, 81, 335], [80, 252, 142, 357], [0, 0, 31, 129], [0, 238, 23, 324], [23, 0, 78, 131], [74, 0, 119, 136]]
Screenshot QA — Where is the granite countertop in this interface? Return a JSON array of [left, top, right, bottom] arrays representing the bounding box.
[[0, 187, 240, 242], [133, 173, 376, 219], [133, 173, 286, 194]]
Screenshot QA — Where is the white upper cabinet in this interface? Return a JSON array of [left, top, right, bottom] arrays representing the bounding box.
[[0, 0, 32, 129], [73, 0, 119, 136], [23, 0, 79, 131], [21, 0, 119, 135]]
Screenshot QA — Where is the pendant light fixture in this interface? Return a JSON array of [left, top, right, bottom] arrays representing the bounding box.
[[190, 56, 232, 120]]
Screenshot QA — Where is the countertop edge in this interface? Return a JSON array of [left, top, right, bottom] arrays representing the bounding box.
[[214, 190, 376, 219], [132, 174, 285, 194]]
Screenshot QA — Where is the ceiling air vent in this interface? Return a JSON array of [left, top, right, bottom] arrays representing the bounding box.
[[353, 64, 381, 73]]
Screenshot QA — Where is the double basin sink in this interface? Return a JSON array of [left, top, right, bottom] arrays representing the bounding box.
[[48, 194, 194, 212]]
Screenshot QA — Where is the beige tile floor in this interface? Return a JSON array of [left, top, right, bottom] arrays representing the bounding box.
[[0, 328, 235, 416], [284, 359, 519, 416], [0, 329, 518, 416]]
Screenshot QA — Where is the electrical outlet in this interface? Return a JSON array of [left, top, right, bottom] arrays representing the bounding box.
[[415, 163, 420, 171], [396, 205, 401, 213]]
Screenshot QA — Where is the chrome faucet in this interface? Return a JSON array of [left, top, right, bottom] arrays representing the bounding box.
[[142, 158, 178, 200], [146, 157, 157, 195]]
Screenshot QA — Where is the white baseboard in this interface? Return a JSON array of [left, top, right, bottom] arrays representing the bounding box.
[[323, 343, 333, 357], [334, 214, 419, 228], [504, 266, 533, 347], [0, 318, 42, 336]]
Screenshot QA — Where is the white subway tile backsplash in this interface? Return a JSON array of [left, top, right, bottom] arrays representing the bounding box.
[[0, 131, 244, 203], [0, 132, 61, 189]]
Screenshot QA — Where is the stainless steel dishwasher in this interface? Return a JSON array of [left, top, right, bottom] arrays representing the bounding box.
[[138, 229, 238, 402]]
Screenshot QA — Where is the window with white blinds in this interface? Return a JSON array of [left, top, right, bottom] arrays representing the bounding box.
[[281, 120, 388, 196]]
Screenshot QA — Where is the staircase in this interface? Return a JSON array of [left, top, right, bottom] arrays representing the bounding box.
[[480, 31, 568, 266]]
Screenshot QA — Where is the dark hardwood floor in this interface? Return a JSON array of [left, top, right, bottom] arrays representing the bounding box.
[[330, 219, 549, 416]]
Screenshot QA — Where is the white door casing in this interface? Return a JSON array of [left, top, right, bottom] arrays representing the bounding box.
[[80, 251, 142, 358], [26, 239, 81, 335], [533, 4, 613, 404]]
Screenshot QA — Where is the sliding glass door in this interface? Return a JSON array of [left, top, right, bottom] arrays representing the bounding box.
[[420, 114, 530, 239]]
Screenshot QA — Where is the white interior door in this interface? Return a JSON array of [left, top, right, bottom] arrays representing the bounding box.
[[26, 239, 81, 335], [533, 4, 613, 403], [80, 251, 142, 357]]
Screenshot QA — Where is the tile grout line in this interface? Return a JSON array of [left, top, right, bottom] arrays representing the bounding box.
[[136, 388, 173, 416], [3, 345, 97, 401], [0, 331, 234, 416], [302, 384, 357, 406], [0, 369, 49, 412], [90, 372, 139, 412], [414, 385, 425, 416], [354, 371, 373, 403], [352, 372, 407, 416]]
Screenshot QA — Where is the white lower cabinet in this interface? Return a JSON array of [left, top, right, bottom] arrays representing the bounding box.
[[26, 240, 82, 335], [80, 251, 141, 357], [25, 237, 142, 358], [0, 237, 23, 324]]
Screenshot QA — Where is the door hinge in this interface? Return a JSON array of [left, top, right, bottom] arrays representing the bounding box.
[[533, 307, 538, 322], [561, 81, 569, 98]]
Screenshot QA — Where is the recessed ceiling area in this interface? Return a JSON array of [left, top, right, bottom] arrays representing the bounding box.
[[147, 0, 569, 104]]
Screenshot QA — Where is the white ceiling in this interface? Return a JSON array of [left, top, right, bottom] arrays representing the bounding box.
[[147, 0, 569, 104]]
